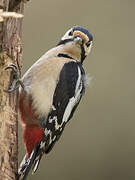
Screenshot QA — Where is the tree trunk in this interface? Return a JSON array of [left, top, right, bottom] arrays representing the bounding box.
[[0, 0, 24, 179]]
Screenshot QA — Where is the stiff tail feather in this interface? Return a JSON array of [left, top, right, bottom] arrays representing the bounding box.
[[17, 144, 41, 180]]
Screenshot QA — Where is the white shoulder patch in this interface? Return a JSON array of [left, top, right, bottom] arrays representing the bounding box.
[[62, 66, 82, 123]]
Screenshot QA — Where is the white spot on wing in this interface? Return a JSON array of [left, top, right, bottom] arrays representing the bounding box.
[[52, 105, 56, 110], [40, 141, 45, 149], [53, 136, 56, 141], [44, 129, 53, 144]]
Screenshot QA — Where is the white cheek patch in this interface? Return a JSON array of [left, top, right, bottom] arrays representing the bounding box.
[[61, 28, 72, 40]]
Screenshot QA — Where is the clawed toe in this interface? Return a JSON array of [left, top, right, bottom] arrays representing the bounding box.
[[4, 64, 24, 93]]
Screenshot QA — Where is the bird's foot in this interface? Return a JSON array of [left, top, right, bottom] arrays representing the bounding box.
[[4, 64, 24, 93]]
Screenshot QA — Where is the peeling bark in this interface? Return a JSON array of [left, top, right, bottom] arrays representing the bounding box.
[[0, 0, 24, 179]]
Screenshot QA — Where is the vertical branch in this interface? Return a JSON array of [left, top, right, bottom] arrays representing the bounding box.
[[0, 0, 24, 179]]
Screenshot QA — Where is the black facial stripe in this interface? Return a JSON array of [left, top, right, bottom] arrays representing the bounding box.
[[57, 53, 74, 60], [86, 41, 90, 47], [81, 44, 86, 64], [57, 38, 73, 46], [68, 30, 73, 36]]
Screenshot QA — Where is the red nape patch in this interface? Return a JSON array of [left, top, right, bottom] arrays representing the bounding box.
[[23, 124, 44, 157]]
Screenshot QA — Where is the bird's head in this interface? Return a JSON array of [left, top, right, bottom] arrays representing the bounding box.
[[57, 26, 93, 63]]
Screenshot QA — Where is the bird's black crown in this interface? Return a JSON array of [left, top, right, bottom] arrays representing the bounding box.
[[72, 26, 93, 42]]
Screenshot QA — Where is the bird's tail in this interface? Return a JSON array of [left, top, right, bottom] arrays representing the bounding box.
[[17, 144, 42, 180]]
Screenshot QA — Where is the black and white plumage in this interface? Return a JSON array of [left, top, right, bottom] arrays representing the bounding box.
[[17, 26, 93, 179], [43, 61, 85, 151]]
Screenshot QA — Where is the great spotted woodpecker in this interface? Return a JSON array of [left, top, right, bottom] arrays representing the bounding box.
[[6, 26, 93, 179]]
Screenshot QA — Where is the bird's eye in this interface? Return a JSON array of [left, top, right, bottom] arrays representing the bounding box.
[[86, 41, 91, 47], [68, 31, 73, 36]]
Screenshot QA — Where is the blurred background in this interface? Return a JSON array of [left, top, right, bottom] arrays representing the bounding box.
[[19, 0, 135, 180]]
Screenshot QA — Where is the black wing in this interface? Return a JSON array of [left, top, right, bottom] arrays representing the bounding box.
[[32, 61, 86, 173], [44, 61, 85, 152]]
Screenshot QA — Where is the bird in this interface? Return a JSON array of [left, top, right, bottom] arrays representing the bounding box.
[[6, 26, 93, 179]]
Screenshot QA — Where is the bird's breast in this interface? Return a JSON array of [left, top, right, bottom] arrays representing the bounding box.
[[24, 57, 75, 119]]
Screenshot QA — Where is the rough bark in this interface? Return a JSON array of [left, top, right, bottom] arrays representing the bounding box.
[[0, 0, 24, 179]]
